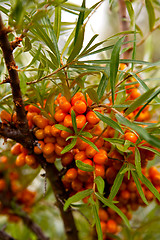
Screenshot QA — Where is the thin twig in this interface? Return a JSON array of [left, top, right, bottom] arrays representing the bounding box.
[[0, 229, 17, 240]]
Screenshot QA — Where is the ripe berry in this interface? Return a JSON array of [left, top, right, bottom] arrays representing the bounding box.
[[65, 168, 78, 182], [61, 152, 74, 166], [11, 143, 22, 155], [15, 153, 26, 167], [0, 110, 11, 123], [93, 149, 108, 165], [54, 109, 66, 122], [35, 129, 45, 140], [63, 115, 72, 128], [74, 100, 87, 114], [124, 132, 138, 143], [86, 111, 100, 125], [34, 141, 44, 154], [25, 155, 37, 166], [76, 115, 86, 129], [51, 125, 61, 137], [43, 143, 55, 156], [59, 96, 71, 113]]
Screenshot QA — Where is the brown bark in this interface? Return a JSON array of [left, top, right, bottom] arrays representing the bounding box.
[[0, 230, 17, 240], [0, 14, 79, 240]]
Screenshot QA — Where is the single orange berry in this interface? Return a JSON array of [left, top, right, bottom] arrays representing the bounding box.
[[34, 129, 45, 140], [86, 111, 100, 125], [54, 143, 64, 156], [25, 155, 37, 166], [54, 109, 66, 122], [95, 164, 105, 178], [74, 151, 87, 161], [61, 130, 72, 139], [71, 178, 83, 191], [63, 115, 72, 128], [106, 219, 118, 234], [34, 141, 44, 155], [124, 132, 138, 143], [46, 154, 57, 163], [44, 136, 56, 144], [28, 104, 41, 113], [51, 125, 61, 137], [74, 100, 87, 114], [44, 125, 52, 137], [65, 168, 78, 182], [0, 179, 6, 191], [43, 143, 55, 156], [76, 115, 86, 128], [15, 153, 26, 167], [61, 152, 74, 166], [85, 145, 97, 158], [32, 115, 49, 129], [59, 96, 71, 113], [11, 143, 22, 155], [98, 208, 109, 222], [71, 92, 86, 105], [93, 149, 107, 165], [56, 136, 67, 147], [0, 110, 11, 123]]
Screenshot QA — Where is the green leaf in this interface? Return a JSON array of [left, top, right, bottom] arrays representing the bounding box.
[[126, 1, 135, 27], [95, 192, 130, 228], [92, 204, 103, 240], [80, 131, 93, 138], [19, 72, 27, 95], [94, 176, 105, 195], [124, 87, 156, 116], [103, 138, 125, 145], [135, 147, 142, 179], [54, 124, 73, 133], [109, 164, 126, 201], [131, 171, 148, 205], [61, 138, 77, 154], [25, 45, 41, 68], [67, 25, 85, 63], [80, 34, 99, 56], [94, 111, 124, 134], [79, 136, 99, 152], [116, 114, 160, 149], [140, 174, 160, 201], [97, 74, 109, 100], [63, 189, 93, 211], [71, 110, 77, 134], [23, 36, 32, 52], [134, 88, 160, 120], [145, 0, 156, 31], [74, 0, 85, 45], [54, 6, 61, 40], [86, 88, 99, 104], [76, 160, 94, 172], [110, 36, 125, 105], [138, 145, 160, 158]]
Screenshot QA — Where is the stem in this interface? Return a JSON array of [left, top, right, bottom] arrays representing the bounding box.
[[0, 230, 17, 240], [118, 0, 130, 59]]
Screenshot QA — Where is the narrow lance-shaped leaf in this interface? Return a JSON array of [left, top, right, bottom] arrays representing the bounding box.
[[76, 160, 94, 172], [71, 110, 77, 134], [131, 170, 148, 205], [54, 6, 61, 40], [67, 25, 85, 63], [124, 87, 156, 116], [94, 176, 105, 195], [116, 114, 160, 149], [135, 146, 142, 179], [64, 189, 93, 211], [126, 0, 135, 27], [145, 0, 156, 31], [97, 73, 109, 100], [110, 36, 125, 105], [140, 174, 160, 201], [54, 124, 73, 133], [86, 88, 99, 104], [95, 192, 130, 228], [109, 164, 126, 200], [74, 0, 85, 45], [94, 111, 124, 134], [92, 204, 103, 240], [61, 138, 77, 154], [79, 136, 99, 152]]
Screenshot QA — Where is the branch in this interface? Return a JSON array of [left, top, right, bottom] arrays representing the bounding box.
[[0, 229, 17, 240], [0, 14, 30, 136], [118, 0, 130, 59]]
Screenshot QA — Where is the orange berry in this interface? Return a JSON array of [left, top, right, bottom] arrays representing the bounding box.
[[93, 149, 107, 165], [120, 190, 130, 200], [61, 152, 74, 166], [44, 136, 56, 143], [124, 132, 138, 143], [95, 164, 105, 178], [54, 109, 66, 122], [0, 179, 6, 191], [0, 156, 8, 163], [15, 153, 26, 167], [43, 143, 55, 156], [51, 125, 61, 137], [100, 221, 107, 233], [33, 115, 49, 129], [76, 115, 86, 128], [74, 100, 87, 114], [27, 112, 38, 121], [85, 145, 97, 158], [35, 129, 45, 140], [20, 146, 28, 155], [76, 137, 88, 151], [106, 167, 117, 184], [65, 168, 78, 182], [0, 110, 11, 123], [63, 115, 72, 128], [86, 94, 93, 106], [152, 174, 160, 186], [44, 125, 52, 137], [34, 141, 44, 154], [25, 155, 37, 166], [54, 143, 64, 156], [106, 219, 118, 234], [91, 136, 104, 148], [78, 159, 93, 177], [28, 104, 41, 113], [71, 178, 83, 191], [127, 181, 137, 192], [74, 151, 87, 161], [59, 96, 71, 113], [148, 166, 159, 179], [46, 154, 57, 163], [130, 89, 141, 99], [98, 208, 109, 222], [11, 143, 22, 155], [60, 130, 72, 139], [56, 136, 67, 147], [86, 111, 100, 125], [71, 92, 86, 105]]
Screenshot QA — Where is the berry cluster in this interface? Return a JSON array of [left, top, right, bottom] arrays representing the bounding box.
[[0, 72, 159, 239], [0, 155, 36, 222]]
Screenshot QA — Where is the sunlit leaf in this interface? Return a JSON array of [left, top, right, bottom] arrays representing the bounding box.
[[74, 0, 85, 45], [54, 124, 73, 133], [92, 204, 103, 240], [145, 0, 156, 31], [63, 189, 93, 211], [79, 136, 99, 152], [71, 110, 77, 134], [97, 74, 109, 100], [135, 146, 142, 179], [94, 176, 105, 195], [61, 138, 77, 154], [86, 88, 99, 104], [54, 6, 61, 40], [76, 160, 94, 172]]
